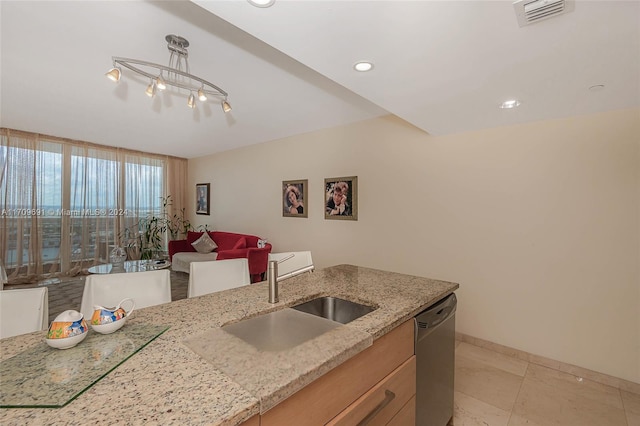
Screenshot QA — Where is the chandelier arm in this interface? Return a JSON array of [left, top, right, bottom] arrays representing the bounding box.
[[113, 57, 228, 98]]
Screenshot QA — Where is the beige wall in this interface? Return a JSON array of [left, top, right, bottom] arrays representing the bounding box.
[[188, 109, 640, 383]]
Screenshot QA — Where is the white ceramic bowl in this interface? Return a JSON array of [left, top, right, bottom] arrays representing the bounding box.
[[45, 331, 88, 349], [90, 317, 127, 335]]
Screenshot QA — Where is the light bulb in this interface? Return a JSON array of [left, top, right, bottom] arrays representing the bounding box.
[[248, 0, 275, 7], [198, 88, 207, 101], [105, 67, 121, 82], [353, 61, 373, 72], [222, 100, 232, 113], [499, 99, 521, 109], [187, 93, 196, 109], [156, 75, 166, 90], [146, 81, 157, 97]]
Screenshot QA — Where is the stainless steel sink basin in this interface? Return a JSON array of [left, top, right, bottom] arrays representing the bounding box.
[[221, 308, 341, 352], [291, 296, 375, 324]]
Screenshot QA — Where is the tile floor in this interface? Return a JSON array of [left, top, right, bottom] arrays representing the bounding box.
[[453, 341, 640, 426], [8, 275, 640, 425]]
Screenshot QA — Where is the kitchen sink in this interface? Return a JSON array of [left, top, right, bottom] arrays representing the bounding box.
[[221, 308, 341, 352], [220, 297, 375, 352], [291, 296, 375, 324]]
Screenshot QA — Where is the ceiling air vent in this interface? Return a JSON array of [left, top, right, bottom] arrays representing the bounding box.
[[513, 0, 575, 27]]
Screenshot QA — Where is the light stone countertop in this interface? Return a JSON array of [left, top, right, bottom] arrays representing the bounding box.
[[0, 264, 458, 425]]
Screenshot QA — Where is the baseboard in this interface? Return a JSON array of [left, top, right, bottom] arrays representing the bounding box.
[[456, 332, 640, 396]]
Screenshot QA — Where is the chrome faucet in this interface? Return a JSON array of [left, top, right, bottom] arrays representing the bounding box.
[[268, 253, 294, 303]]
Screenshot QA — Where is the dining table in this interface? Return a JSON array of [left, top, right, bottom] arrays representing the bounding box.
[[87, 259, 171, 274], [0, 264, 458, 426]]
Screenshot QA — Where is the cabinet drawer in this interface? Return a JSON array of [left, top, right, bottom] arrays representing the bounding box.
[[261, 320, 414, 426], [326, 356, 415, 426], [387, 395, 415, 426]]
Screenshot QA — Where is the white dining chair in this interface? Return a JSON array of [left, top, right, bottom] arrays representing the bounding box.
[[0, 287, 49, 339], [268, 251, 314, 281], [0, 260, 8, 291], [80, 269, 171, 320], [188, 258, 251, 298]]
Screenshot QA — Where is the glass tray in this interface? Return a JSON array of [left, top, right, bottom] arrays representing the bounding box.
[[0, 323, 169, 408]]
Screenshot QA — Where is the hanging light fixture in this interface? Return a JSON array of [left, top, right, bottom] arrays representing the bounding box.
[[197, 87, 207, 101], [222, 99, 232, 113], [105, 34, 232, 113], [105, 67, 121, 82], [145, 80, 157, 98], [155, 75, 167, 90]]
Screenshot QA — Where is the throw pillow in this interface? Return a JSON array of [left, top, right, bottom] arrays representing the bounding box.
[[187, 231, 203, 246], [191, 232, 218, 253], [232, 237, 247, 250], [257, 239, 267, 248]]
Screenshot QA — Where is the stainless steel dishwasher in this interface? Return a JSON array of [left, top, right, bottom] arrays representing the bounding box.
[[415, 293, 457, 426]]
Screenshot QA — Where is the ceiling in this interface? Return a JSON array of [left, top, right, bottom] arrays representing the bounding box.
[[1, 1, 638, 159]]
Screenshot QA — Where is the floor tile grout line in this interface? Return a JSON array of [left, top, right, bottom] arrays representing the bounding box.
[[454, 343, 527, 422], [505, 361, 529, 425], [457, 333, 640, 397], [452, 388, 513, 422], [618, 387, 631, 426]]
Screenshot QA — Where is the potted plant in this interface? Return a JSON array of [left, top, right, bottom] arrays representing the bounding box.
[[164, 195, 192, 241], [119, 195, 191, 260], [120, 226, 142, 261], [138, 215, 165, 260]]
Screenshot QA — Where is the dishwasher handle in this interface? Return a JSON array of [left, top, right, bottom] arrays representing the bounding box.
[[415, 293, 457, 341]]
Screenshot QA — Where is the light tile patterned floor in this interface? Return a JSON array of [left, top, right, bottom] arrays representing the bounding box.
[[454, 341, 640, 426]]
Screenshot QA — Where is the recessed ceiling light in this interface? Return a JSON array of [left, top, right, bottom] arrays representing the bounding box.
[[499, 99, 521, 109], [354, 61, 374, 72], [247, 0, 275, 8]]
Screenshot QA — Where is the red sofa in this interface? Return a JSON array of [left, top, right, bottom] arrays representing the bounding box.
[[168, 231, 272, 283]]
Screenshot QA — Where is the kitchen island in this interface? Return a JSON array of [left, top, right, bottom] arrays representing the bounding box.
[[0, 264, 458, 425]]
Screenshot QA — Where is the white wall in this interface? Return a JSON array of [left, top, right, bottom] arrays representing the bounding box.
[[188, 109, 640, 383]]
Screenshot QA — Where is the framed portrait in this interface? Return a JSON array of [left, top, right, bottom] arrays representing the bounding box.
[[324, 176, 358, 221], [195, 183, 210, 215], [282, 179, 308, 218]]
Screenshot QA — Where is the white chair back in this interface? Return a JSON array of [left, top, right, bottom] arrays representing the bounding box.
[[0, 260, 8, 291], [268, 251, 314, 281], [80, 270, 171, 320], [0, 287, 49, 339], [188, 258, 251, 298]]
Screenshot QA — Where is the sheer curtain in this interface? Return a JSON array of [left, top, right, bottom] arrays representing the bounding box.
[[0, 128, 187, 284]]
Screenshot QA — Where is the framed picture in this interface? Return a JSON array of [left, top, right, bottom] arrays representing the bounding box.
[[282, 179, 308, 218], [196, 183, 210, 215], [324, 176, 358, 221]]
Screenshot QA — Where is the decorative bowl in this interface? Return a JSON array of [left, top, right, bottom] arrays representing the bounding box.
[[91, 320, 126, 335], [45, 310, 88, 349], [45, 332, 88, 350], [90, 298, 135, 335]]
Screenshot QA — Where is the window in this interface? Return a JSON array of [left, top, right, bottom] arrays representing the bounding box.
[[0, 128, 186, 283]]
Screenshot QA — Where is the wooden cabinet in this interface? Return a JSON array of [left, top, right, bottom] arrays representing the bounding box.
[[327, 356, 415, 426], [261, 319, 415, 426], [386, 396, 416, 426], [239, 415, 259, 426]]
